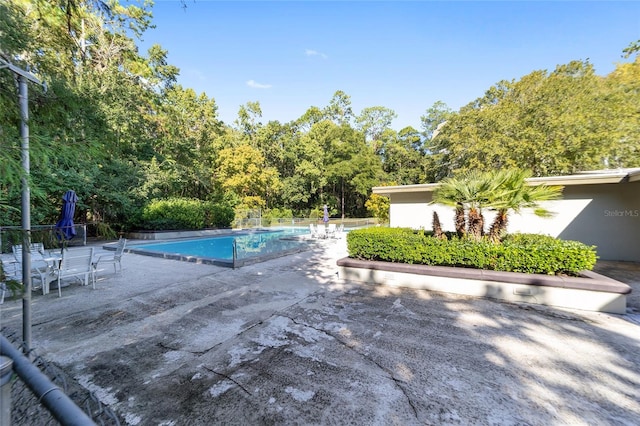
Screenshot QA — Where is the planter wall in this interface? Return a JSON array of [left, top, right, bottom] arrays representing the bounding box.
[[337, 258, 631, 314]]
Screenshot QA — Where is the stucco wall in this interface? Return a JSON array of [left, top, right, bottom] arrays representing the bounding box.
[[388, 181, 640, 262], [553, 183, 640, 262]]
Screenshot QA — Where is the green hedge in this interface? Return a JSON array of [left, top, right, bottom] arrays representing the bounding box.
[[346, 227, 597, 275], [205, 203, 235, 228], [262, 207, 294, 226], [141, 198, 234, 230]]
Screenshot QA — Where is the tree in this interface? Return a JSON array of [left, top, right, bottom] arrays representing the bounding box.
[[355, 106, 397, 145], [433, 169, 563, 242], [235, 101, 263, 140], [420, 101, 453, 141], [431, 60, 626, 177], [322, 123, 383, 219], [600, 55, 640, 167], [323, 90, 354, 126], [432, 211, 445, 239], [215, 144, 281, 209], [623, 39, 640, 58], [486, 169, 563, 242], [3, 0, 637, 231], [432, 171, 496, 240], [381, 127, 430, 185], [294, 106, 324, 133], [149, 85, 222, 199], [365, 194, 389, 223], [431, 175, 468, 237]]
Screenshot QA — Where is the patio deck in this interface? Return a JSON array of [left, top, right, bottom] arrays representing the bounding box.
[[1, 238, 639, 425]]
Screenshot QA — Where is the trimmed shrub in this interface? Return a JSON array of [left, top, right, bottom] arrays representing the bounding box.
[[141, 198, 234, 230], [347, 228, 597, 275], [262, 207, 294, 226], [205, 202, 234, 228]]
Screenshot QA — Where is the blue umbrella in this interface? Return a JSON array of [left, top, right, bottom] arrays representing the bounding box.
[[323, 205, 329, 224], [55, 190, 78, 240]]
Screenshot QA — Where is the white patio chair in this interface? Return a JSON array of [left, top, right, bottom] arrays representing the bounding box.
[[12, 243, 55, 295], [316, 225, 327, 239], [51, 247, 95, 297], [309, 224, 317, 238], [327, 223, 336, 238], [1, 257, 22, 303], [93, 238, 127, 276]]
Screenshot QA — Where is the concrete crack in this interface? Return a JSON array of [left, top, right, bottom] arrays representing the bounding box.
[[282, 315, 419, 419], [202, 366, 252, 396], [157, 341, 209, 356], [195, 291, 322, 355]]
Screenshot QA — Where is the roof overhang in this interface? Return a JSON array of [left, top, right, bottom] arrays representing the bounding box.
[[372, 168, 640, 195], [372, 183, 438, 196]]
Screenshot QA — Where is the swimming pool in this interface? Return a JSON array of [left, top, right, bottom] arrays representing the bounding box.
[[127, 228, 311, 268]]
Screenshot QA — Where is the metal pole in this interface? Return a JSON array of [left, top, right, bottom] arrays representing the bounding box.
[[19, 75, 32, 350], [0, 356, 13, 426], [0, 336, 96, 425], [232, 239, 237, 269]]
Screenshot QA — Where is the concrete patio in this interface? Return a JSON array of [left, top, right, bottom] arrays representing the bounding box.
[[1, 238, 639, 425]]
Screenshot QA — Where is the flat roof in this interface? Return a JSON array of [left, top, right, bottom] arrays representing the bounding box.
[[372, 168, 640, 195]]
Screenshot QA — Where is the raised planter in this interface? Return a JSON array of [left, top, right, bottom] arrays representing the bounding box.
[[337, 257, 632, 314]]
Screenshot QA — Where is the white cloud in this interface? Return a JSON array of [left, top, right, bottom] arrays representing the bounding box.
[[187, 69, 207, 82], [246, 79, 272, 89], [305, 49, 328, 59]]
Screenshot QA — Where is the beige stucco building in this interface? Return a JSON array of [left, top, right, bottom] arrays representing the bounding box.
[[372, 168, 640, 262]]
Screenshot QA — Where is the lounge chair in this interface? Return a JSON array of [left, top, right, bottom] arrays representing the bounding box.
[[51, 247, 95, 297], [93, 238, 127, 276]]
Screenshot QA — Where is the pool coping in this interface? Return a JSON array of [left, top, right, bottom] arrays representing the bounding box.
[[127, 228, 247, 240], [112, 232, 313, 268]]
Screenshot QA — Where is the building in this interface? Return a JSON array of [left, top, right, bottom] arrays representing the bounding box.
[[372, 168, 640, 262]]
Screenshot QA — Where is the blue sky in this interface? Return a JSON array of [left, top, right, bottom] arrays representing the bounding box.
[[140, 1, 640, 130]]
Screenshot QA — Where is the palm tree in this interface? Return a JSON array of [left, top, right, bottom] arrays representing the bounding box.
[[432, 211, 446, 239], [432, 171, 495, 240], [462, 171, 496, 239], [432, 175, 468, 237], [486, 169, 563, 242]]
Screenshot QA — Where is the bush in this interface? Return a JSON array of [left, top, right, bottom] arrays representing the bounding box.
[[205, 202, 235, 228], [262, 207, 294, 226], [365, 194, 390, 223], [346, 228, 597, 275], [141, 198, 234, 230]]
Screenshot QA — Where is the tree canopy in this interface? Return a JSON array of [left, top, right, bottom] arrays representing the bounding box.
[[1, 1, 638, 231]]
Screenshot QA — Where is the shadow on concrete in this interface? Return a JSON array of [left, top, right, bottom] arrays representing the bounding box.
[[1, 238, 638, 424]]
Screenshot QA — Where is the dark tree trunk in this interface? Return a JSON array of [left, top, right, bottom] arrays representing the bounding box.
[[432, 211, 446, 240], [341, 178, 345, 220], [455, 204, 466, 238], [488, 209, 508, 242], [467, 208, 483, 240]]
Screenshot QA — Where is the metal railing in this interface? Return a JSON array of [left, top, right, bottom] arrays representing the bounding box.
[[234, 217, 378, 229], [0, 225, 87, 254], [0, 327, 121, 425]]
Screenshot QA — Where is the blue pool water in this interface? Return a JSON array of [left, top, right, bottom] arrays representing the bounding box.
[[128, 228, 310, 267]]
